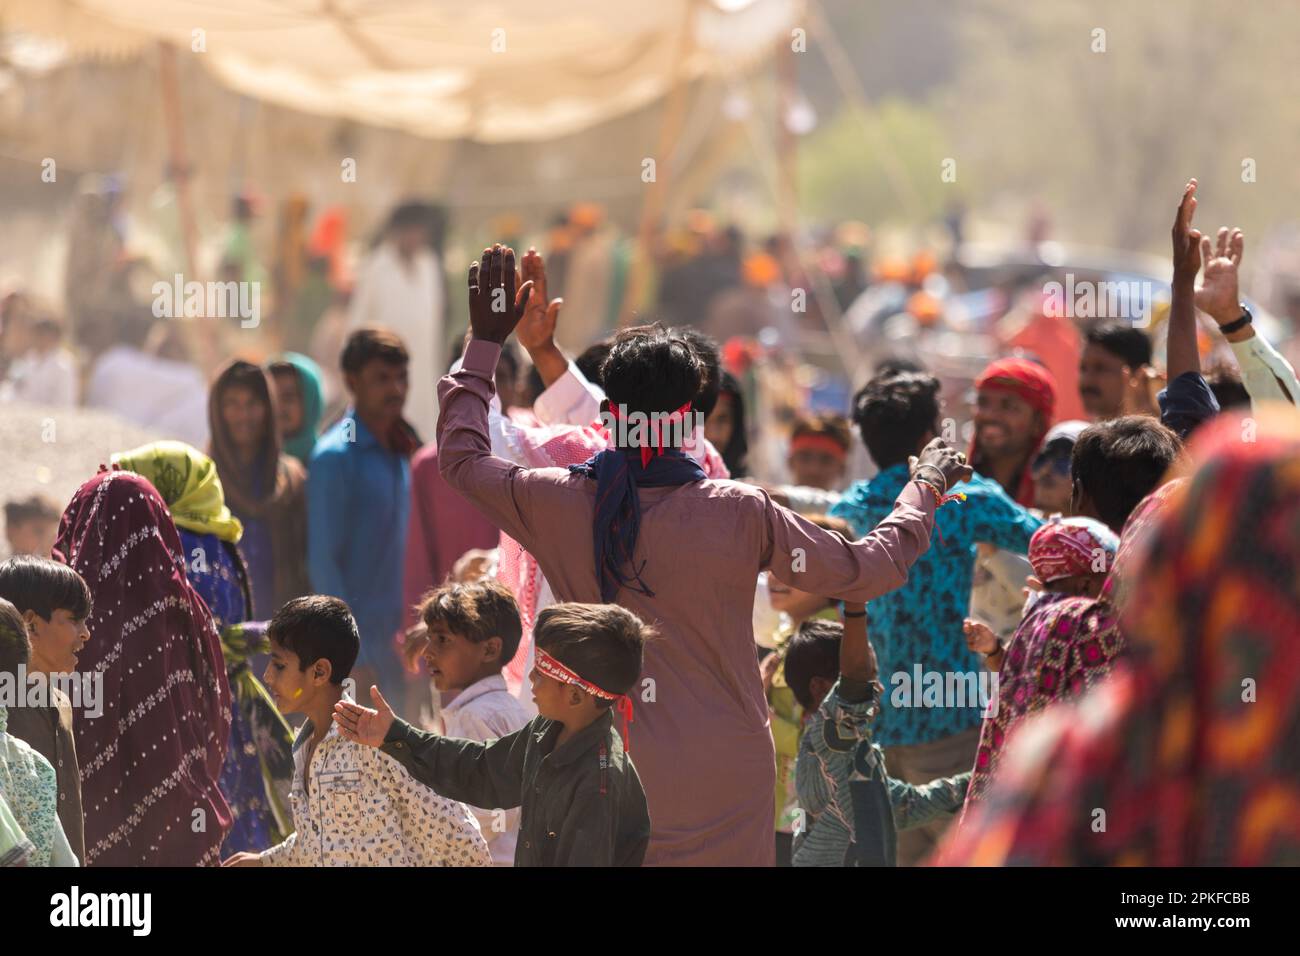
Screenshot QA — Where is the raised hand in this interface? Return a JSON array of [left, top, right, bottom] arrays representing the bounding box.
[[909, 437, 972, 492], [333, 685, 396, 748], [1195, 225, 1244, 325], [513, 246, 564, 354], [963, 618, 998, 655], [1171, 179, 1204, 285], [468, 244, 533, 344]]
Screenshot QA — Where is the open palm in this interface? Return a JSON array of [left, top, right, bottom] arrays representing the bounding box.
[[333, 685, 395, 748], [1195, 227, 1243, 323], [513, 246, 563, 352]]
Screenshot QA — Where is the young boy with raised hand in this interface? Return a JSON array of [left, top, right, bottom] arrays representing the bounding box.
[[335, 601, 651, 867], [222, 595, 490, 867], [789, 604, 970, 867], [0, 555, 91, 865], [413, 581, 533, 864]]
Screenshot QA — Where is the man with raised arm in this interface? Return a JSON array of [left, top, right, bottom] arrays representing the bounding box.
[[395, 244, 969, 865]]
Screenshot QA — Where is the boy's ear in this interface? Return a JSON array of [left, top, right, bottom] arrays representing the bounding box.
[[567, 685, 584, 707], [21, 609, 41, 632], [483, 636, 503, 666], [313, 658, 333, 686]]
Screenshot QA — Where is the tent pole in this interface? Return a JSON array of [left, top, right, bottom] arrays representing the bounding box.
[[157, 41, 200, 280], [619, 0, 700, 327], [157, 41, 218, 368]]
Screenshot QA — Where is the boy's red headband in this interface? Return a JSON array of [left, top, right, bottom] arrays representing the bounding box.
[[535, 647, 635, 753], [790, 433, 848, 460]]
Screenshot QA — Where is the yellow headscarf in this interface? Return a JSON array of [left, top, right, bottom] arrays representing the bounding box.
[[111, 440, 244, 543]]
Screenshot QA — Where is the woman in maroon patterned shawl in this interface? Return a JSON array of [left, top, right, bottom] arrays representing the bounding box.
[[56, 469, 233, 865]]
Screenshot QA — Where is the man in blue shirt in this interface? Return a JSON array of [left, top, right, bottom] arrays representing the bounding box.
[[830, 370, 1041, 865], [308, 328, 415, 696]]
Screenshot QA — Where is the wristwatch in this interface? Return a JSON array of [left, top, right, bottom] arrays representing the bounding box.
[[1218, 304, 1253, 336]]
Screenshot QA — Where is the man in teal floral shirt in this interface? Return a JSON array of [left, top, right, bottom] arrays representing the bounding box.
[[830, 371, 1040, 864]]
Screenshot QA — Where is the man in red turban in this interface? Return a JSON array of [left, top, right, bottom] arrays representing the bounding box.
[[969, 357, 1057, 506]]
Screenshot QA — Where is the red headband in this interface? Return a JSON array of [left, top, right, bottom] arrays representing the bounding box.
[[604, 401, 694, 467], [535, 647, 635, 755], [790, 433, 848, 460], [974, 358, 1057, 418]]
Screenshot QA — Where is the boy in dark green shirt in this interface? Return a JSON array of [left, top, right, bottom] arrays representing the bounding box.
[[335, 602, 651, 866]]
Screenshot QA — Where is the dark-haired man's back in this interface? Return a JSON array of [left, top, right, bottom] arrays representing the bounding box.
[[438, 341, 939, 865]]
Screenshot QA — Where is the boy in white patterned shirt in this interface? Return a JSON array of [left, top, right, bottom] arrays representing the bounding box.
[[221, 596, 489, 867], [413, 581, 533, 865]]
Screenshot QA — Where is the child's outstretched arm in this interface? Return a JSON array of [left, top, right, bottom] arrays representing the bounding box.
[[375, 748, 492, 867], [889, 770, 972, 832], [335, 686, 528, 811]]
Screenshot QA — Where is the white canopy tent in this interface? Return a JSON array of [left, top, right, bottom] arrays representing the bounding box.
[[2, 0, 800, 142]]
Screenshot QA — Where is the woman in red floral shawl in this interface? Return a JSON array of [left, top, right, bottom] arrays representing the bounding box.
[[55, 469, 233, 865]]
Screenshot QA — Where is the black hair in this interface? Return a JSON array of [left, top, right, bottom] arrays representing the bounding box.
[[267, 595, 360, 684], [387, 201, 433, 234], [1032, 434, 1078, 469], [266, 360, 298, 383], [851, 371, 941, 469], [216, 359, 270, 395], [792, 412, 852, 453], [601, 323, 703, 417], [783, 619, 843, 711], [874, 356, 926, 378], [341, 328, 409, 375], [420, 581, 522, 667], [1071, 416, 1182, 532], [533, 603, 650, 707], [1204, 363, 1251, 412], [677, 327, 723, 419], [576, 340, 613, 386], [0, 597, 29, 674], [715, 370, 749, 477], [0, 555, 92, 621], [1085, 323, 1152, 368], [4, 493, 61, 528]]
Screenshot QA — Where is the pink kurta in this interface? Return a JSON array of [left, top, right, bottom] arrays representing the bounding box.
[[438, 340, 938, 866]]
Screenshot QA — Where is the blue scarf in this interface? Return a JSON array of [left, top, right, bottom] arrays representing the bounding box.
[[570, 448, 707, 602]]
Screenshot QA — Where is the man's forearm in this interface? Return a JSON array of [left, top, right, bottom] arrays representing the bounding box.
[[527, 341, 570, 389], [1167, 277, 1200, 379]]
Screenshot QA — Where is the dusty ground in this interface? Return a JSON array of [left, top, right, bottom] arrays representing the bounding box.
[[2, 401, 162, 559]]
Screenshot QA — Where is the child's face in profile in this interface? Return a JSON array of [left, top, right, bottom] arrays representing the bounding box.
[[263, 640, 327, 715], [25, 608, 90, 674], [422, 621, 499, 693], [528, 666, 572, 722]]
